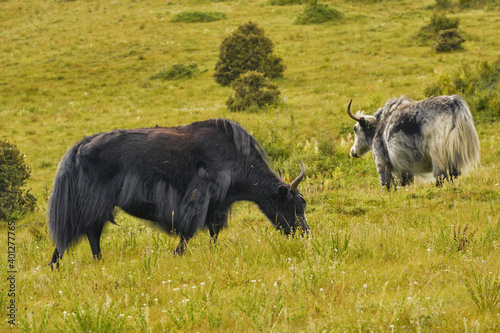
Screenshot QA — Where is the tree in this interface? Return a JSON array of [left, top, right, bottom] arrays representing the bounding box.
[[214, 22, 285, 86]]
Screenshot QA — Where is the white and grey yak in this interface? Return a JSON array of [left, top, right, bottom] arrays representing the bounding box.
[[347, 95, 480, 189]]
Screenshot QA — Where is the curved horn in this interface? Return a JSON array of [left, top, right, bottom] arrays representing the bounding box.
[[277, 167, 283, 180], [347, 99, 360, 122], [290, 160, 305, 191]]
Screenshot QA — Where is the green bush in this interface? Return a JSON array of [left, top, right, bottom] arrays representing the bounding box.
[[434, 28, 466, 52], [295, 4, 343, 25], [150, 63, 200, 80], [214, 22, 285, 86], [416, 11, 460, 45], [425, 57, 500, 122], [0, 141, 36, 220], [226, 71, 281, 111], [428, 11, 460, 31], [171, 11, 226, 23]]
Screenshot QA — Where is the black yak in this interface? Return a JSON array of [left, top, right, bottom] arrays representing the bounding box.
[[347, 95, 480, 189], [48, 119, 309, 266]]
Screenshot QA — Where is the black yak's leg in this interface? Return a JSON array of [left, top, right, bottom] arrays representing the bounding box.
[[208, 210, 228, 246], [174, 176, 212, 255], [50, 248, 63, 269], [86, 224, 104, 261], [174, 235, 189, 255], [208, 223, 220, 245]]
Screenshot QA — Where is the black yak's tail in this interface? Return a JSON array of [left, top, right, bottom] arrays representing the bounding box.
[[48, 146, 81, 256], [48, 144, 114, 263]]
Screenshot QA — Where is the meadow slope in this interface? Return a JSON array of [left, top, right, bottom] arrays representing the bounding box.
[[1, 0, 499, 331]]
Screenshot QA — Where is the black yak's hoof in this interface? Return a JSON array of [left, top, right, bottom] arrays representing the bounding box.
[[173, 239, 188, 255], [50, 248, 61, 270], [173, 246, 186, 255], [49, 260, 59, 270]]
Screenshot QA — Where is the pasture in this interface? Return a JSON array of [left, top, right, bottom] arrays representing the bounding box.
[[1, 0, 499, 331]]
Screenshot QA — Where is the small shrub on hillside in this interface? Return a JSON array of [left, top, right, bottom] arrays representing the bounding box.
[[427, 11, 459, 32], [0, 141, 36, 220], [226, 71, 281, 111], [425, 57, 500, 122], [430, 11, 460, 31], [434, 28, 466, 52], [150, 63, 200, 80], [295, 4, 343, 24], [171, 11, 226, 23], [416, 12, 461, 46], [214, 22, 285, 86]]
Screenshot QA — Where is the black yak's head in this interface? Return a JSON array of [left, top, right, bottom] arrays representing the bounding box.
[[275, 161, 309, 236]]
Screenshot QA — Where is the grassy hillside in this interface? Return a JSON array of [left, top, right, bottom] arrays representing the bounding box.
[[1, 0, 499, 331]]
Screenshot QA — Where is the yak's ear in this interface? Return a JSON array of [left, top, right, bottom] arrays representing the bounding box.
[[359, 117, 367, 128], [278, 185, 290, 200]]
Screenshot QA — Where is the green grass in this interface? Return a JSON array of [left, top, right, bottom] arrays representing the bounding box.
[[1, 0, 500, 331]]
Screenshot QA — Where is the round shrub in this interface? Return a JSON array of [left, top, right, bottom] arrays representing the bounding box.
[[226, 71, 281, 111], [214, 22, 285, 86], [0, 141, 36, 220], [434, 28, 466, 52], [295, 4, 343, 25], [416, 11, 460, 45]]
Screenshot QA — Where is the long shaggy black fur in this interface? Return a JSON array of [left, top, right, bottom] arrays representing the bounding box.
[[48, 119, 308, 266]]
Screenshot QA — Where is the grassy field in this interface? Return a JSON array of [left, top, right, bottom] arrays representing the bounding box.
[[1, 0, 500, 331]]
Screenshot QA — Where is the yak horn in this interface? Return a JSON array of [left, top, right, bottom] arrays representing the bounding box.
[[347, 99, 360, 122], [277, 167, 283, 180], [290, 160, 305, 191]]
